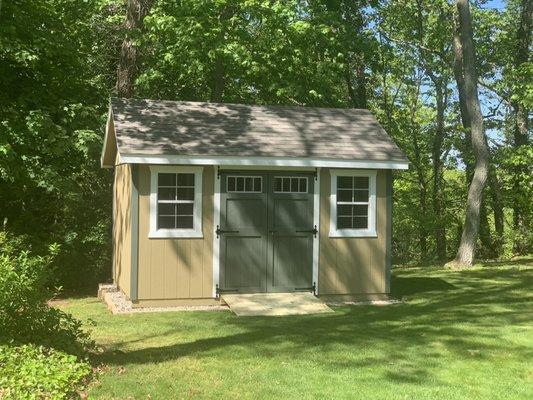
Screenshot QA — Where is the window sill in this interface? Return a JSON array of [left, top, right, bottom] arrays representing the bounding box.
[[329, 229, 377, 238], [149, 229, 204, 239]]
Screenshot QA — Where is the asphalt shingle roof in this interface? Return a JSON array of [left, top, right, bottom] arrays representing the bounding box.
[[110, 98, 407, 162]]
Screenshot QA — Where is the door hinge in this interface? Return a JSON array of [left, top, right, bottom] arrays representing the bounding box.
[[217, 166, 221, 179], [295, 225, 318, 238], [215, 225, 239, 238]]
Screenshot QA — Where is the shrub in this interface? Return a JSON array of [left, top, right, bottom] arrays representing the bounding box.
[[0, 343, 91, 400], [0, 232, 94, 354]]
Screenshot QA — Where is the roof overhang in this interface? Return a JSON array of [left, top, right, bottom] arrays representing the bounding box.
[[118, 154, 409, 170]]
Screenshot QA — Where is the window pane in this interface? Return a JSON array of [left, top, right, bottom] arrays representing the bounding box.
[[158, 203, 176, 216], [177, 173, 194, 186], [338, 176, 353, 189], [353, 216, 368, 229], [274, 177, 282, 192], [337, 204, 352, 216], [177, 187, 194, 201], [337, 216, 352, 229], [299, 178, 307, 193], [290, 178, 298, 192], [245, 177, 253, 191], [158, 187, 176, 201], [158, 216, 175, 229], [282, 178, 290, 192], [158, 173, 176, 186], [352, 205, 368, 216], [337, 189, 352, 202], [353, 189, 369, 202], [227, 177, 235, 192], [236, 177, 244, 191], [177, 203, 193, 215], [176, 216, 193, 229], [254, 177, 262, 192], [354, 177, 369, 189]]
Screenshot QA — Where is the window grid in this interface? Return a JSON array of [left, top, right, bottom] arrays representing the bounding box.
[[336, 176, 369, 230], [274, 176, 308, 193], [157, 173, 195, 229], [226, 176, 262, 193]]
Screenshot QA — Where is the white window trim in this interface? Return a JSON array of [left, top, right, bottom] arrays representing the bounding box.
[[329, 169, 377, 238], [149, 166, 203, 238]]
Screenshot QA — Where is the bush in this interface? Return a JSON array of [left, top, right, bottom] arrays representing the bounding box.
[[0, 232, 94, 354], [0, 343, 91, 399]]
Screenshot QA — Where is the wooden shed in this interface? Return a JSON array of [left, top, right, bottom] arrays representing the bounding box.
[[101, 98, 408, 307]]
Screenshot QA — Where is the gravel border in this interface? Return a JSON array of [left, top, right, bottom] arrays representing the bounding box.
[[99, 284, 228, 314]]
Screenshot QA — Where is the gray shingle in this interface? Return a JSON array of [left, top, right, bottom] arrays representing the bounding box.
[[110, 98, 407, 162]]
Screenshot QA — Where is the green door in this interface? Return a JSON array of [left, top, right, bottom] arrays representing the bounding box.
[[267, 173, 315, 292], [219, 172, 268, 293], [219, 171, 314, 293]]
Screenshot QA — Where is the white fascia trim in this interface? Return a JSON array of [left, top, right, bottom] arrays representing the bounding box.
[[312, 168, 321, 294], [329, 169, 378, 238], [212, 170, 221, 298], [101, 105, 115, 169], [119, 154, 409, 170], [149, 165, 204, 239]]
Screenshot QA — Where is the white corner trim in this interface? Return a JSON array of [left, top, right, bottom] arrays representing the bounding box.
[[119, 154, 409, 170], [212, 169, 221, 298], [148, 165, 204, 239], [329, 169, 378, 238], [312, 168, 321, 294]]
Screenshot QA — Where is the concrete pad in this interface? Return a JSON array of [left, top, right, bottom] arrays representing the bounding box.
[[221, 292, 334, 316]]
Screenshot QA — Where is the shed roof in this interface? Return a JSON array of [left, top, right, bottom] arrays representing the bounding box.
[[102, 98, 408, 168]]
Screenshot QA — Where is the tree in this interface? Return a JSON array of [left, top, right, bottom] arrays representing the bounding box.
[[117, 0, 154, 97], [448, 0, 490, 267]]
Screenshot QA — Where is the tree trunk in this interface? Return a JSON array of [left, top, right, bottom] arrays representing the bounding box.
[[449, 0, 490, 268], [432, 81, 447, 262], [210, 54, 225, 103], [511, 0, 531, 252], [116, 0, 154, 97]]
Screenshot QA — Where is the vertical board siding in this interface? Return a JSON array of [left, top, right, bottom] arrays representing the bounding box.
[[113, 164, 132, 298], [319, 168, 388, 295], [137, 165, 214, 300]]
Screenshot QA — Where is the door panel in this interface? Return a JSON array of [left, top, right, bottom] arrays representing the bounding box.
[[224, 236, 265, 290], [220, 172, 268, 293], [267, 173, 315, 292]]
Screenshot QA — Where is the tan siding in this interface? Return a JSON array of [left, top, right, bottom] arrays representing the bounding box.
[[319, 168, 388, 295], [137, 165, 214, 301], [113, 164, 132, 298]]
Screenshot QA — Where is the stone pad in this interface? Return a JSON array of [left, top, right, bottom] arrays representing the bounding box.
[[221, 292, 334, 316]]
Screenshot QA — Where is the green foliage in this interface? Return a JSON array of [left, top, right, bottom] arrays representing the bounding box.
[[0, 0, 530, 285], [0, 232, 94, 355], [0, 343, 91, 400]]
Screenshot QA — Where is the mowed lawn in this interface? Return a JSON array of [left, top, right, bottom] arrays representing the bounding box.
[[59, 259, 533, 400]]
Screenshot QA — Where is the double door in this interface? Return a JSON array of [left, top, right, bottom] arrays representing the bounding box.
[[219, 171, 315, 293]]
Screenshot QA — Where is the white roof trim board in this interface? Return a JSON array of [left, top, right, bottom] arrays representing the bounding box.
[[102, 98, 409, 169]]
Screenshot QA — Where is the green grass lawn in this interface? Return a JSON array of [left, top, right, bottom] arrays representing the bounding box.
[[59, 259, 533, 399]]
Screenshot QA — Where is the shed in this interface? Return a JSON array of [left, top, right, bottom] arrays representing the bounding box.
[[101, 98, 408, 307]]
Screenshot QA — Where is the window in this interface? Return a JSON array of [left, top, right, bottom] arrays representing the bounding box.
[[149, 166, 203, 238], [226, 176, 262, 193], [274, 176, 308, 193], [329, 170, 377, 237]]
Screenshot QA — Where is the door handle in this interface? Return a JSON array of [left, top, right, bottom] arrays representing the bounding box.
[[215, 225, 239, 238], [269, 230, 278, 235], [295, 225, 318, 238]]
